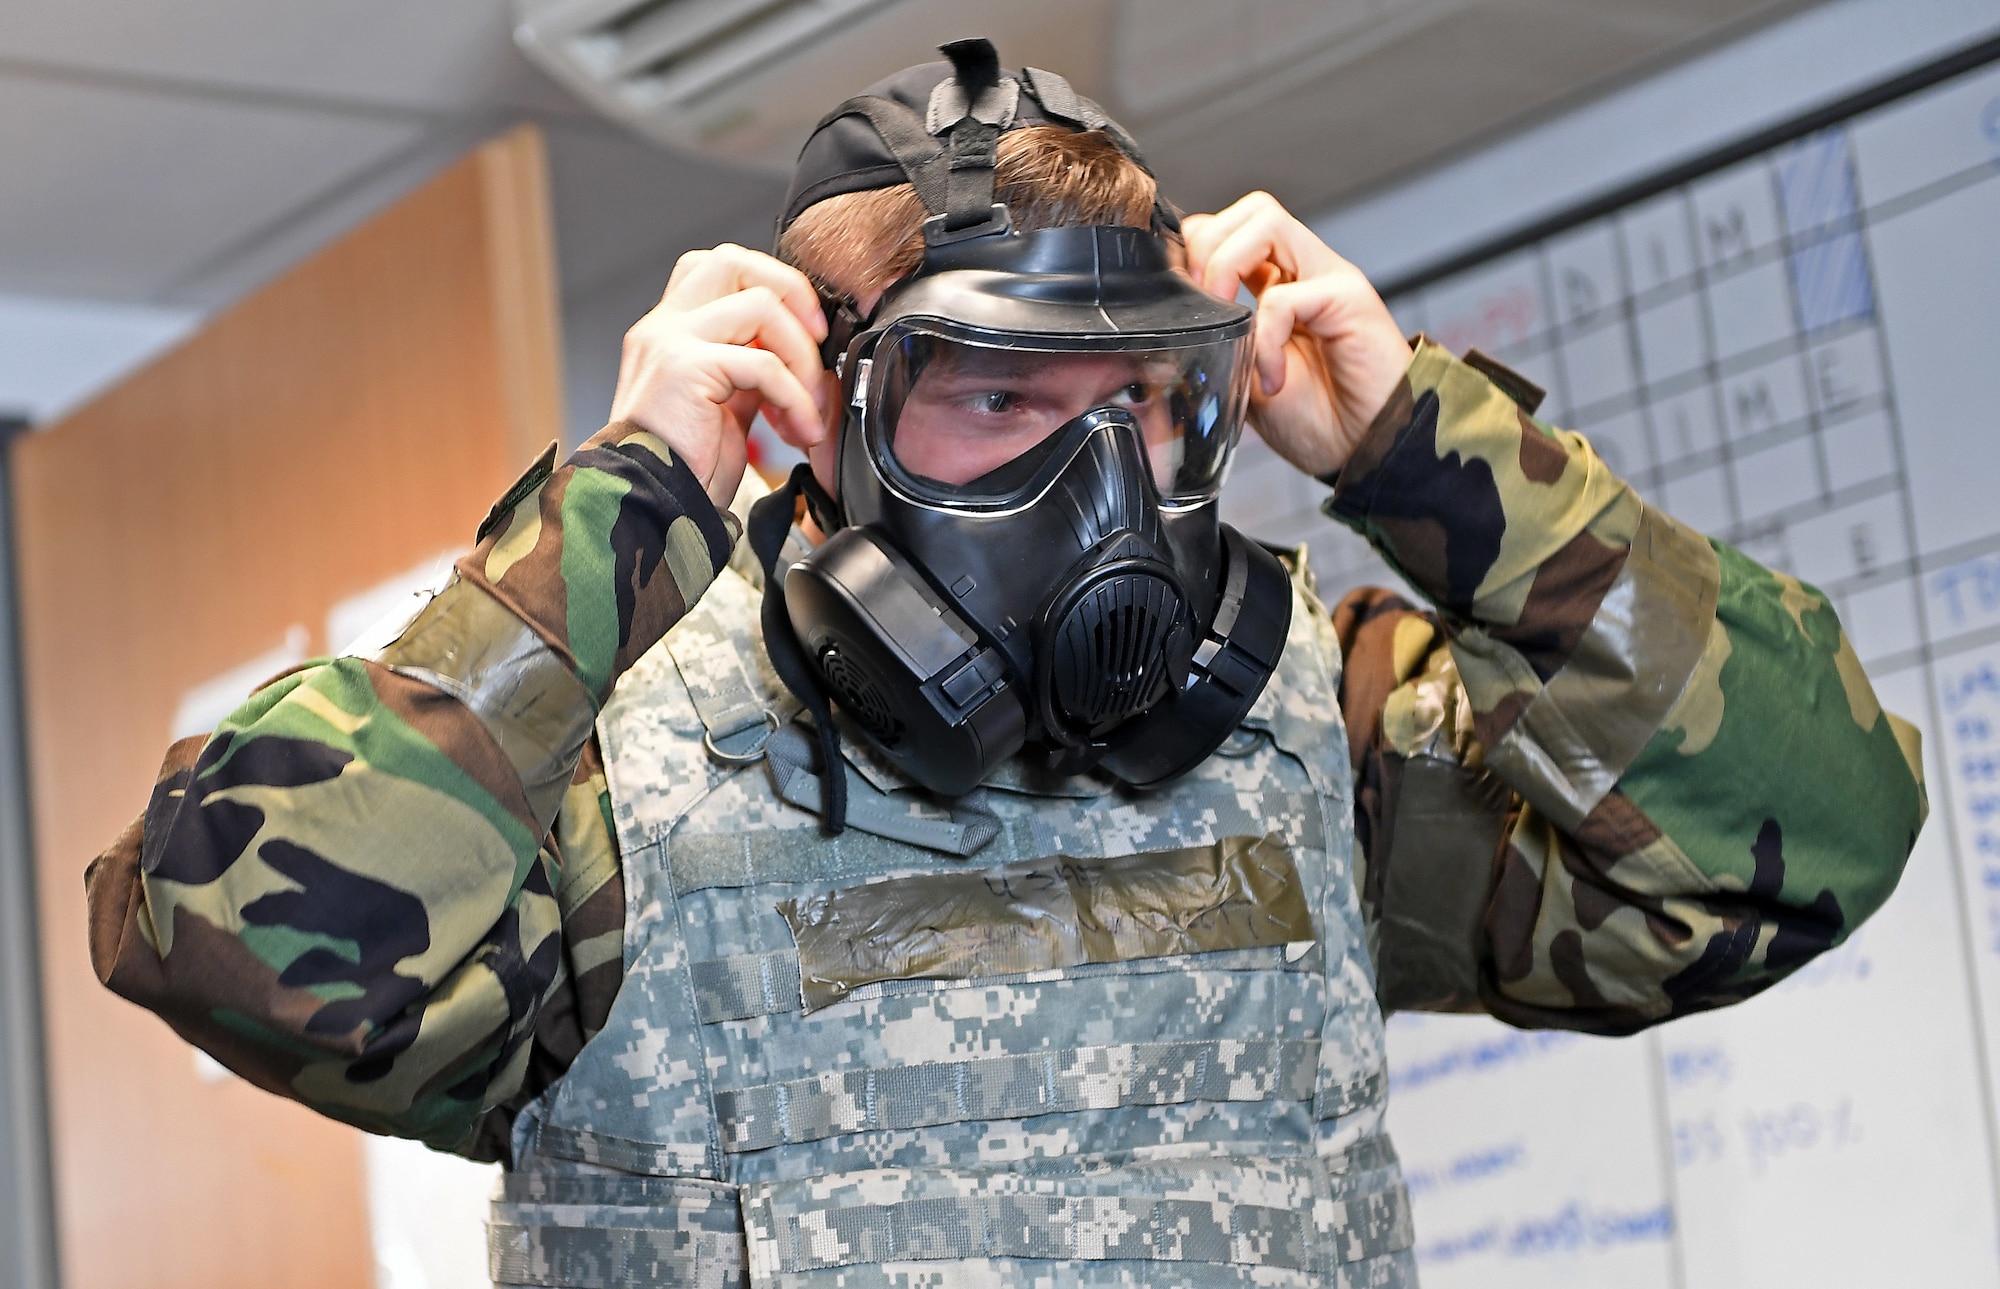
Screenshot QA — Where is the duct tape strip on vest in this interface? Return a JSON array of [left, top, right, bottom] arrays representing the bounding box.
[[778, 833, 1316, 1011]]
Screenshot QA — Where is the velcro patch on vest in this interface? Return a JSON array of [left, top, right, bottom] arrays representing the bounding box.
[[778, 834, 1315, 1012]]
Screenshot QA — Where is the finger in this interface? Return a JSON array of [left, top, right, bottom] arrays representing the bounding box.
[[1183, 192, 1279, 292], [1199, 213, 1302, 304], [663, 247, 709, 300], [1256, 275, 1376, 394], [664, 243, 826, 340], [722, 387, 763, 435], [760, 369, 844, 453], [1179, 212, 1215, 276], [1207, 198, 1347, 303], [679, 287, 826, 405], [703, 342, 825, 447], [1249, 280, 1333, 396]]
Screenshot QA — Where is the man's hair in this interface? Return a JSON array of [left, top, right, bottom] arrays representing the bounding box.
[[778, 126, 1161, 304]]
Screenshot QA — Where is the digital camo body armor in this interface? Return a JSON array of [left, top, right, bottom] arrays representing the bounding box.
[[492, 550, 1417, 1288]]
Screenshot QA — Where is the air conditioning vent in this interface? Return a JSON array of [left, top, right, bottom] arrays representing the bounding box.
[[515, 0, 911, 152]]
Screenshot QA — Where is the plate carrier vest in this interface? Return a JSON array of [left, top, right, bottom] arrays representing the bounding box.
[[490, 520, 1418, 1289]]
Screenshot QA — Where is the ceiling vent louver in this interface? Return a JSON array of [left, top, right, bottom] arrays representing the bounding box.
[[515, 0, 1789, 216], [515, 0, 911, 157]]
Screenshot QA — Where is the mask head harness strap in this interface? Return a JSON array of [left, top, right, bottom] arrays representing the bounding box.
[[921, 37, 1014, 242], [747, 464, 849, 832], [779, 38, 1178, 365]]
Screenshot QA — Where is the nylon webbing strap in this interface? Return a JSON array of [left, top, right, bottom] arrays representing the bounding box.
[[807, 46, 1015, 233], [1019, 64, 1153, 175], [662, 781, 1324, 897], [1020, 66, 1112, 148], [779, 39, 1173, 239], [942, 117, 1001, 230], [764, 723, 1001, 856], [499, 1173, 736, 1206], [488, 1222, 743, 1289], [1315, 1067, 1388, 1121], [807, 95, 949, 214], [665, 598, 799, 764], [664, 814, 1043, 896], [747, 1179, 1412, 1274], [690, 949, 802, 1023], [931, 36, 1005, 231], [713, 1038, 1319, 1152], [747, 464, 847, 832], [1020, 65, 1088, 125], [528, 1122, 709, 1178], [489, 1172, 747, 1288], [689, 941, 1323, 1025]]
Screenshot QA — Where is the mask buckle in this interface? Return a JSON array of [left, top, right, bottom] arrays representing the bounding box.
[[922, 204, 1013, 247]]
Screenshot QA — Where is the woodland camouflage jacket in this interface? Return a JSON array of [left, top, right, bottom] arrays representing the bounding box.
[[85, 339, 1928, 1162]]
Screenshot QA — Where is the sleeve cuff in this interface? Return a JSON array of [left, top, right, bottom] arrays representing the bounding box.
[[1322, 338, 1638, 620], [1324, 339, 1723, 830], [464, 422, 742, 702]]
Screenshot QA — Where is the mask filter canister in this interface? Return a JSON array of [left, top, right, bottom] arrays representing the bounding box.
[[782, 527, 1026, 798]]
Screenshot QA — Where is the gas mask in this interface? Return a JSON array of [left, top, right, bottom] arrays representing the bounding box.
[[748, 40, 1292, 829]]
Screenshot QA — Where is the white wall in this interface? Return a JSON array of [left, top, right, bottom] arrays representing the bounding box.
[[0, 292, 198, 425]]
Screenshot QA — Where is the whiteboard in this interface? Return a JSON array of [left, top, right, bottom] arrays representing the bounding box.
[[1220, 47, 2000, 1287]]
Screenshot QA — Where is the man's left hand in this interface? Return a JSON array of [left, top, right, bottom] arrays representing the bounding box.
[[1185, 192, 1414, 478]]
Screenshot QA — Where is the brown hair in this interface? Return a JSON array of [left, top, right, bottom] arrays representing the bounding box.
[[778, 125, 1162, 304]]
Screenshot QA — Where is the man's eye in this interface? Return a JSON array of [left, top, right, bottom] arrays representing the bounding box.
[[976, 391, 1018, 414], [1112, 383, 1149, 405]]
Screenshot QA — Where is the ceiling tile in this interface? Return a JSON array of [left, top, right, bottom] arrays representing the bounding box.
[[0, 72, 426, 301], [0, 0, 1824, 327], [1139, 0, 1808, 214], [0, 0, 582, 116]]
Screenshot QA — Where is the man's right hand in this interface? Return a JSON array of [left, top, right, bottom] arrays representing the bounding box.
[[609, 243, 836, 511]]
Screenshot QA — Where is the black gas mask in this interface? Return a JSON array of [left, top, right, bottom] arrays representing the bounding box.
[[748, 40, 1292, 830]]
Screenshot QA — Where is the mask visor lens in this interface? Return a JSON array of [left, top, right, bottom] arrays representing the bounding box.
[[871, 327, 1251, 503]]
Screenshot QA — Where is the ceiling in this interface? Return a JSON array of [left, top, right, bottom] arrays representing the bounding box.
[[0, 0, 786, 315], [516, 0, 1820, 215], [0, 0, 1821, 428]]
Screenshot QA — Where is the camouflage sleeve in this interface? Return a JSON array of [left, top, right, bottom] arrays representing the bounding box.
[[84, 422, 732, 1156], [466, 736, 627, 1160], [1324, 340, 1928, 1035]]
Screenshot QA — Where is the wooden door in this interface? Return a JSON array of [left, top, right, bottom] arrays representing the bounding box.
[[9, 124, 562, 1289]]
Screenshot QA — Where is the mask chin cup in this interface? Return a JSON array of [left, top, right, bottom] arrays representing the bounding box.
[[784, 526, 1027, 798]]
